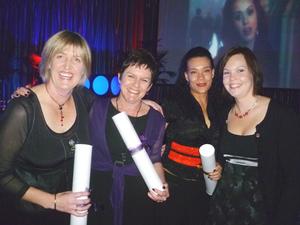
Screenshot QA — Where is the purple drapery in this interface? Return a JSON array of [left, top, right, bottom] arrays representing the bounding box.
[[0, 0, 159, 103]]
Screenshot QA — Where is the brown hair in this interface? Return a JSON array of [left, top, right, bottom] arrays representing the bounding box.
[[219, 46, 263, 95]]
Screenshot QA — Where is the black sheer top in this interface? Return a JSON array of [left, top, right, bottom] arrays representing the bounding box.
[[0, 87, 93, 212]]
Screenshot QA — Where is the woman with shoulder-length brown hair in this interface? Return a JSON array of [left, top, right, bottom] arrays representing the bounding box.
[[208, 46, 300, 225]]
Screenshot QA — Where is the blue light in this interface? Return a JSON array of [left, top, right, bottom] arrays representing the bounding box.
[[92, 75, 109, 95], [110, 75, 120, 95], [84, 79, 90, 89]]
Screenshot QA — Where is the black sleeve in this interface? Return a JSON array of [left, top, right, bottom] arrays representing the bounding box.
[[161, 97, 179, 124], [215, 106, 231, 167], [75, 86, 96, 112], [0, 99, 31, 198], [276, 108, 300, 225]]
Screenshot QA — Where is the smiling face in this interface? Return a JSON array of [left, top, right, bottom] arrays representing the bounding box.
[[223, 53, 254, 99], [48, 45, 85, 91], [184, 56, 214, 97], [232, 0, 258, 44], [119, 64, 152, 104]]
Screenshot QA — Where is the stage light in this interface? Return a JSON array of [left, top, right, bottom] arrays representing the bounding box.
[[92, 75, 109, 95], [84, 79, 90, 89], [110, 75, 120, 95]]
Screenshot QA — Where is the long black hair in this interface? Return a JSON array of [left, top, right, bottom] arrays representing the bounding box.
[[176, 46, 214, 88]]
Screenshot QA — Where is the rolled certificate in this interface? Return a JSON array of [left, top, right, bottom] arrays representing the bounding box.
[[199, 144, 217, 196], [112, 112, 163, 191], [70, 144, 93, 225]]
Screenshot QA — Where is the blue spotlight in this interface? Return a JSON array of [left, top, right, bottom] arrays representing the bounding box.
[[84, 79, 90, 89], [92, 75, 109, 95], [111, 75, 120, 95]]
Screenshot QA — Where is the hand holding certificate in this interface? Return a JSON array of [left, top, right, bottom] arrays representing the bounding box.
[[70, 144, 92, 225], [199, 144, 217, 195], [112, 112, 163, 191]]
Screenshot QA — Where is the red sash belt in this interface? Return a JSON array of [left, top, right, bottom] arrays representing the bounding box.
[[168, 141, 202, 168]]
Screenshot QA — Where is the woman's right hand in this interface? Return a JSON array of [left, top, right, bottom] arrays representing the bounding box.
[[147, 183, 170, 203], [55, 191, 91, 216]]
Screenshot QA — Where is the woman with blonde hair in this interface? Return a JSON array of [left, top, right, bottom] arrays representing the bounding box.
[[0, 30, 94, 225]]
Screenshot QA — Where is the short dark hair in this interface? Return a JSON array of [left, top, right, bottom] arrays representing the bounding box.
[[219, 46, 263, 95], [177, 46, 214, 87], [119, 49, 158, 84]]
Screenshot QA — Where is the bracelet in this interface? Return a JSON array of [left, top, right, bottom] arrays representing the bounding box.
[[54, 193, 56, 210]]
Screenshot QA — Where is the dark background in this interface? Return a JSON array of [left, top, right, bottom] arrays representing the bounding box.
[[0, 0, 299, 114]]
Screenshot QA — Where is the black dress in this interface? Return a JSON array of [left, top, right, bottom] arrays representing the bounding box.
[[208, 129, 266, 225]]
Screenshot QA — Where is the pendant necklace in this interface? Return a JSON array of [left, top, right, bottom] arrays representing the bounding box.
[[234, 99, 258, 119], [115, 97, 142, 117], [45, 85, 71, 126]]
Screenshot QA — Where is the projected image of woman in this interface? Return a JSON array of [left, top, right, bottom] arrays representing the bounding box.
[[220, 0, 278, 87]]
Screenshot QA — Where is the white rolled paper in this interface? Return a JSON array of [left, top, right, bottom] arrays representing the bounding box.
[[199, 144, 217, 196], [112, 112, 163, 191], [70, 144, 93, 225]]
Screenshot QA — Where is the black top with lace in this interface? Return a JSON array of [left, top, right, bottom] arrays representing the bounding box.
[[0, 87, 93, 213], [209, 129, 265, 225]]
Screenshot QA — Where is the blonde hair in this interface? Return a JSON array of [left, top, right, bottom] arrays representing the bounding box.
[[39, 30, 92, 85]]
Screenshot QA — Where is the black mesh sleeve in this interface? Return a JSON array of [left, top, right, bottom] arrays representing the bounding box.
[[0, 99, 31, 198]]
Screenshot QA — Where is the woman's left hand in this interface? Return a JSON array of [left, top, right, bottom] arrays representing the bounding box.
[[11, 86, 31, 99], [207, 162, 222, 181], [142, 99, 164, 116], [55, 191, 91, 216], [147, 183, 170, 203]]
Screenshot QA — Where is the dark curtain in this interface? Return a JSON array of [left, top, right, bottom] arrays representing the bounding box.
[[0, 0, 299, 114], [0, 0, 159, 105]]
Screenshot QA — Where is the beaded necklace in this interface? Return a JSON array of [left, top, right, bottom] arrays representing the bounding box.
[[234, 99, 258, 119], [45, 85, 71, 126]]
